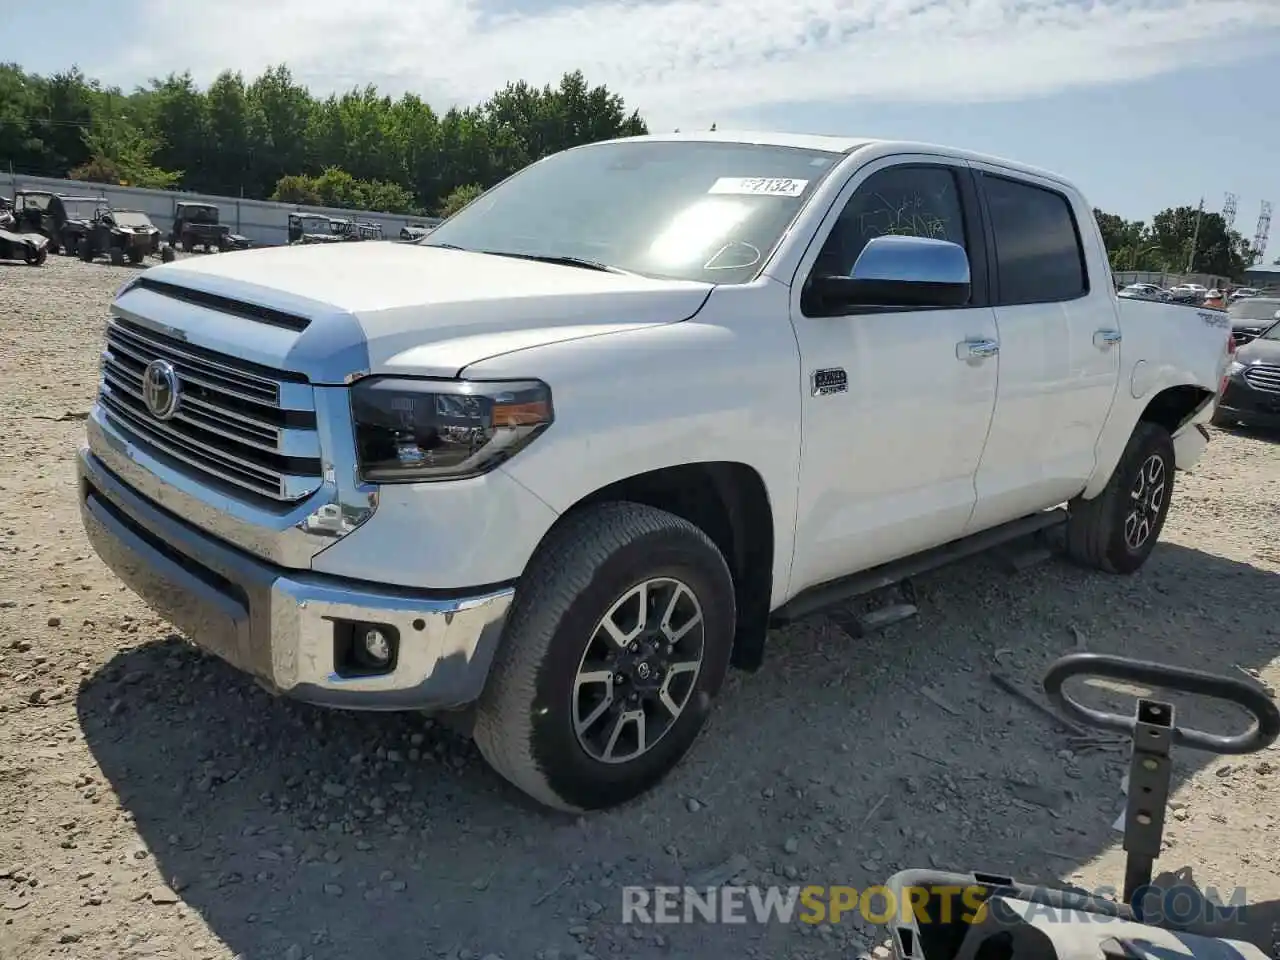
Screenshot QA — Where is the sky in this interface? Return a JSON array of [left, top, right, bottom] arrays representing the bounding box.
[[4, 0, 1279, 252]]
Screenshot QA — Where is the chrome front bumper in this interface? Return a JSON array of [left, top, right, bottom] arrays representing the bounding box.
[[78, 446, 514, 711]]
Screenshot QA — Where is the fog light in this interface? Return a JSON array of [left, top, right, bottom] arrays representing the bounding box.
[[333, 620, 399, 678], [362, 628, 392, 664]]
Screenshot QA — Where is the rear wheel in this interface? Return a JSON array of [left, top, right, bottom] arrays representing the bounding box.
[[79, 241, 94, 262], [109, 247, 125, 266], [473, 502, 736, 812], [1065, 421, 1175, 575], [127, 248, 144, 264], [25, 246, 47, 267], [161, 245, 176, 264], [62, 236, 76, 257]]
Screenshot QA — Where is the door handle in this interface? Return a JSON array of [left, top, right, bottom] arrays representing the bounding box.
[[957, 339, 1000, 360], [1094, 329, 1123, 348]]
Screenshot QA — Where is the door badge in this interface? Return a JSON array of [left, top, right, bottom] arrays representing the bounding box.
[[811, 368, 848, 397]]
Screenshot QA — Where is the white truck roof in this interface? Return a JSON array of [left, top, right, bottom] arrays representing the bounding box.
[[597, 129, 1076, 190]]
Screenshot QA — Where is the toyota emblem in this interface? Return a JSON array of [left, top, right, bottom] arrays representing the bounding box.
[[142, 359, 181, 420]]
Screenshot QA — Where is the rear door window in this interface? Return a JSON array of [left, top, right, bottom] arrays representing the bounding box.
[[981, 174, 1087, 305]]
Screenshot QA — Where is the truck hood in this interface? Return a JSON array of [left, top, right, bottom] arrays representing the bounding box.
[[130, 242, 713, 381]]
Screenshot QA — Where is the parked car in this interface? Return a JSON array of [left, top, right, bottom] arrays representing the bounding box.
[[1229, 287, 1260, 302], [1118, 283, 1167, 301], [77, 133, 1231, 812], [170, 202, 251, 253], [1167, 283, 1208, 304], [9, 190, 104, 255], [1213, 317, 1280, 429], [1226, 295, 1280, 346]]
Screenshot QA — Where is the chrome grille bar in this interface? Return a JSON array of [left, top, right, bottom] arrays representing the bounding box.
[[99, 317, 323, 502], [1243, 363, 1280, 394]]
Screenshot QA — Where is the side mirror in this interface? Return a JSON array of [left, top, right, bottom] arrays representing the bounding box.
[[1273, 310, 1280, 320], [812, 235, 971, 309]]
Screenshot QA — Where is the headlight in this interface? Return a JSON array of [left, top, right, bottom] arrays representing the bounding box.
[[1229, 360, 1246, 376], [351, 377, 553, 483]]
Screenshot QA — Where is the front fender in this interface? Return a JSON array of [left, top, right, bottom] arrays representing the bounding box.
[[460, 284, 804, 608]]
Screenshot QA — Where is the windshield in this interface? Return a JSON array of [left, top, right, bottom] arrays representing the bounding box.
[[424, 139, 843, 283], [63, 199, 100, 219], [182, 206, 217, 223], [113, 211, 152, 228], [1263, 321, 1280, 341], [1228, 299, 1280, 321]]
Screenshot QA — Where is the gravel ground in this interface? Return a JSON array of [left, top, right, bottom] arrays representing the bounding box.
[[1, 254, 1279, 960]]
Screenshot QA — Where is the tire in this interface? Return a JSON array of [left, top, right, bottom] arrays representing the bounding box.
[[62, 236, 76, 258], [109, 247, 126, 266], [127, 248, 143, 264], [473, 502, 737, 813], [79, 242, 94, 263], [161, 246, 176, 264], [1065, 421, 1175, 575], [180, 236, 190, 253], [25, 246, 47, 267]]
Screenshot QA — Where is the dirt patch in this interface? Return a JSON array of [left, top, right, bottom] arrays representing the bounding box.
[[1, 255, 1278, 960]]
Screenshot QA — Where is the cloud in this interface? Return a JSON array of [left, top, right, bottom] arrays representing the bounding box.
[[105, 0, 1280, 127]]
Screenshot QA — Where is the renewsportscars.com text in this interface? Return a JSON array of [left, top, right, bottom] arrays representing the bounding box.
[[620, 884, 1249, 926]]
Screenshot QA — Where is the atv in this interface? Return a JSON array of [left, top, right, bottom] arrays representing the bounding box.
[[79, 208, 169, 265], [288, 212, 345, 245], [170, 201, 250, 253], [9, 190, 103, 256], [0, 217, 49, 265]]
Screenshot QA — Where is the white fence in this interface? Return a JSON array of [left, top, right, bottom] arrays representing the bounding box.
[[0, 173, 428, 248]]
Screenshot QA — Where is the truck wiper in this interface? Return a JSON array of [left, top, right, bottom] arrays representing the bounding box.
[[418, 241, 468, 251], [478, 250, 631, 275]]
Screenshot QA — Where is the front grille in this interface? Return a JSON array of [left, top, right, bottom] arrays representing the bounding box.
[[1243, 363, 1280, 395], [98, 317, 324, 502]]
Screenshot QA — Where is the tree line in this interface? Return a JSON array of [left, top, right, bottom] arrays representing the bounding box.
[[0, 63, 647, 217], [1093, 206, 1263, 278], [0, 62, 1270, 274]]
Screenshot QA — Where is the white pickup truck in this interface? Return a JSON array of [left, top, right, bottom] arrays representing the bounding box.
[[79, 132, 1232, 812]]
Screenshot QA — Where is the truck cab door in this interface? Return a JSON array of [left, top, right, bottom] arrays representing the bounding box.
[[964, 167, 1120, 533], [786, 157, 1000, 595]]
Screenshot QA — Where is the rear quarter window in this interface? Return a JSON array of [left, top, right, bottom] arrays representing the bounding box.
[[982, 174, 1088, 305]]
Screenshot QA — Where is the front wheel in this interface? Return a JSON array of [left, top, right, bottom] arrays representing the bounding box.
[[25, 246, 47, 266], [1065, 421, 1175, 575], [473, 502, 736, 812]]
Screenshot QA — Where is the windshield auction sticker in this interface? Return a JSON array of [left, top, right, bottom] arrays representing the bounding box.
[[708, 177, 808, 197]]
